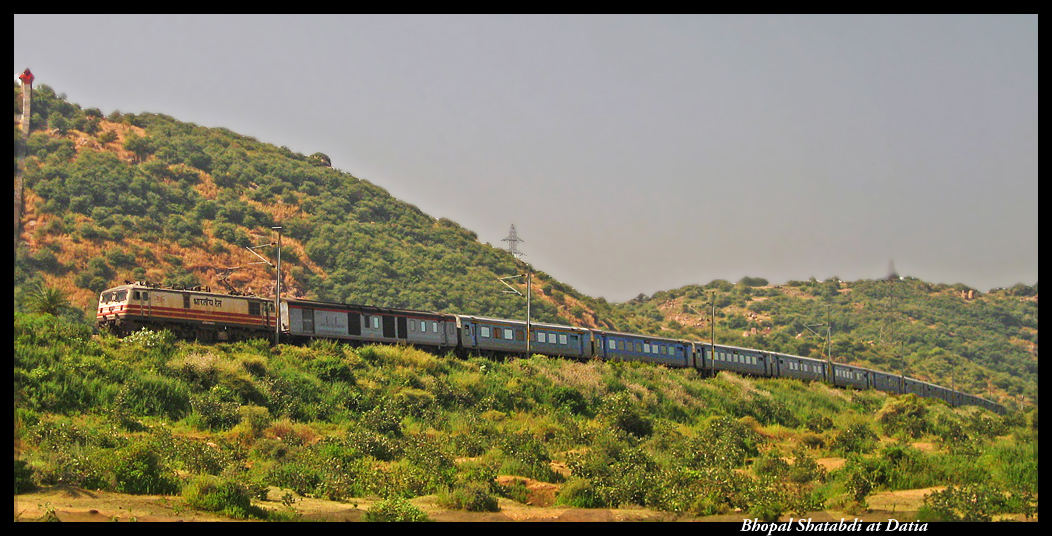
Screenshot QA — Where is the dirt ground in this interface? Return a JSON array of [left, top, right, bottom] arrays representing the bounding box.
[[14, 477, 1035, 523]]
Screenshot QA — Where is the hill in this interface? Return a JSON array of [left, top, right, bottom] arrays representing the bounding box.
[[14, 81, 1037, 411]]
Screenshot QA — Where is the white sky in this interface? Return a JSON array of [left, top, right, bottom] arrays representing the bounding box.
[[15, 14, 1038, 302]]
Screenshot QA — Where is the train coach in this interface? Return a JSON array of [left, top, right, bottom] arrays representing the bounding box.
[[282, 298, 458, 353], [832, 362, 875, 390], [768, 351, 827, 382], [593, 330, 693, 368], [455, 315, 591, 359], [706, 343, 770, 377]]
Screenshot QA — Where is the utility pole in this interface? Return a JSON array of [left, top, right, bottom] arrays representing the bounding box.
[[687, 295, 717, 374], [498, 267, 532, 356], [273, 226, 282, 346], [499, 224, 530, 355], [526, 266, 531, 356], [804, 304, 832, 381]]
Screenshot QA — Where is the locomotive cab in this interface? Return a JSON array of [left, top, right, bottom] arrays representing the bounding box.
[[97, 284, 138, 334]]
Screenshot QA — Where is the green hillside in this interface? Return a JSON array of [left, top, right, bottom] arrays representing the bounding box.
[[13, 312, 1039, 521], [14, 81, 1037, 411]]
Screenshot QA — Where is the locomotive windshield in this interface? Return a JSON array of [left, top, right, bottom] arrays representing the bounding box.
[[101, 290, 128, 303]]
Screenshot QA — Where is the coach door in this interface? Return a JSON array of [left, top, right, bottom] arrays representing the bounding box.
[[396, 316, 408, 340], [348, 312, 362, 336], [382, 315, 396, 339]]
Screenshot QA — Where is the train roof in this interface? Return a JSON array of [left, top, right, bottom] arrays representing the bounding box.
[[453, 314, 589, 332], [599, 329, 693, 343], [99, 282, 268, 300], [282, 297, 455, 318]]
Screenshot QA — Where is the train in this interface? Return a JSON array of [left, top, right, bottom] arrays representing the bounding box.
[[96, 281, 1006, 415]]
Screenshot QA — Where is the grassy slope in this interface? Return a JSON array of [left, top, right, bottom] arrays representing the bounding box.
[[14, 311, 1038, 521]]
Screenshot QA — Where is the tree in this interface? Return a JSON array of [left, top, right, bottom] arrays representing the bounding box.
[[124, 131, 153, 163], [47, 114, 70, 135], [309, 152, 331, 167], [738, 276, 769, 287], [24, 281, 72, 316]]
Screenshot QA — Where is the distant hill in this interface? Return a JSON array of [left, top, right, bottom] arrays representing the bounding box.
[[14, 81, 1037, 411]]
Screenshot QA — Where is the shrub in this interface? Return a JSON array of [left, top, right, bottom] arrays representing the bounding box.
[[265, 461, 322, 496], [15, 460, 36, 494], [754, 451, 791, 479], [183, 475, 264, 519], [830, 423, 878, 455], [917, 484, 1007, 522], [437, 481, 500, 512], [798, 433, 825, 450], [554, 477, 605, 508], [114, 374, 191, 420], [362, 497, 431, 522], [876, 395, 929, 438], [111, 442, 180, 495], [97, 130, 118, 144], [603, 393, 653, 438]]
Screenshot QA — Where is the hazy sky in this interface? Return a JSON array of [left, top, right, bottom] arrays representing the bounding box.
[[15, 14, 1038, 302]]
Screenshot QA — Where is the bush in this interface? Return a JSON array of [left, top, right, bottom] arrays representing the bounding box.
[[15, 459, 36, 494], [111, 442, 180, 495], [437, 481, 500, 512], [362, 497, 431, 522], [554, 477, 605, 508], [876, 395, 929, 438], [830, 423, 878, 455], [183, 475, 264, 519], [97, 130, 118, 144], [917, 484, 1007, 522]]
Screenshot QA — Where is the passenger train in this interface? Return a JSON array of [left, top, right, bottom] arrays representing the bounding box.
[[96, 281, 1006, 414]]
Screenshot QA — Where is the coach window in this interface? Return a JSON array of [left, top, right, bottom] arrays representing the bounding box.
[[515, 330, 524, 341], [183, 295, 191, 309], [560, 334, 568, 345], [373, 317, 381, 329], [480, 326, 491, 338], [249, 302, 261, 316], [608, 339, 616, 350]]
